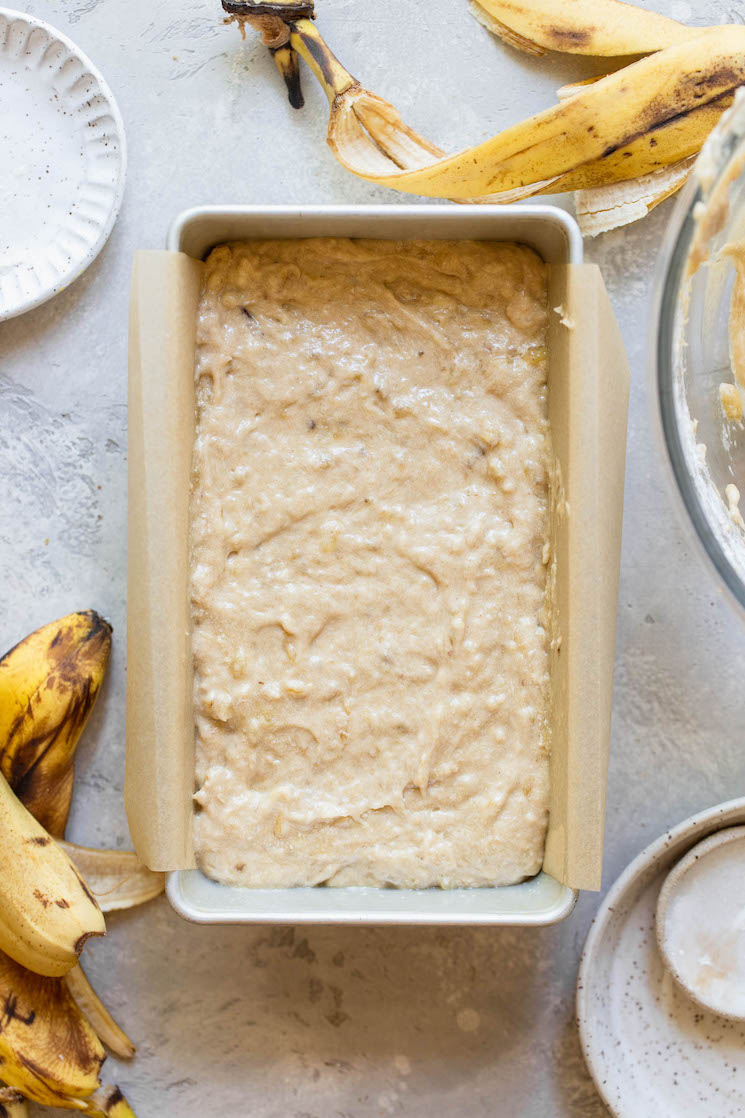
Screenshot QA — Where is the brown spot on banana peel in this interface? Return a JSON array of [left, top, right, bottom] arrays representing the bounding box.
[[0, 612, 111, 668], [292, 22, 356, 93], [80, 611, 112, 645], [16, 751, 78, 837], [6, 677, 99, 835], [0, 953, 106, 1103], [564, 86, 739, 176], [549, 91, 733, 193], [3, 994, 36, 1028], [71, 868, 99, 910], [18, 1053, 64, 1089], [545, 26, 592, 49], [19, 1043, 104, 1093], [21, 765, 75, 840], [24, 836, 50, 846], [598, 103, 704, 158]]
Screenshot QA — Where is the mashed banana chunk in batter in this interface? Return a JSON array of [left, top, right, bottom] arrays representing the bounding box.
[[191, 238, 551, 889]]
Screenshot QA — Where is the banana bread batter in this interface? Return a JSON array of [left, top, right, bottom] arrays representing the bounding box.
[[191, 238, 551, 888]]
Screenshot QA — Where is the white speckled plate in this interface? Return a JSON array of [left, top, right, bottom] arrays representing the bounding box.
[[0, 8, 126, 320], [578, 798, 745, 1118]]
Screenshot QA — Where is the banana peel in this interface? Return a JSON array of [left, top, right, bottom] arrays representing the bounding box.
[[65, 966, 136, 1060], [0, 1089, 28, 1118], [59, 843, 165, 915], [0, 614, 148, 1107], [58, 845, 163, 1059], [553, 69, 696, 235], [575, 156, 696, 236], [469, 0, 697, 57], [226, 3, 741, 230], [0, 771, 105, 978], [0, 611, 111, 838], [0, 948, 104, 1107], [0, 612, 163, 1088], [0, 952, 136, 1113], [291, 22, 745, 200], [83, 1087, 137, 1118]]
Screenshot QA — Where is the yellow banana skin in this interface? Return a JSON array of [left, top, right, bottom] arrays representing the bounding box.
[[546, 91, 733, 193], [0, 948, 104, 1107], [65, 965, 136, 1059], [470, 0, 696, 57], [0, 611, 111, 838], [59, 842, 165, 914], [0, 1089, 29, 1118], [0, 771, 105, 977], [288, 22, 745, 201], [82, 1086, 137, 1117]]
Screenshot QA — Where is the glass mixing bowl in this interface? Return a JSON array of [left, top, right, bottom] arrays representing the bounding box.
[[655, 92, 745, 610]]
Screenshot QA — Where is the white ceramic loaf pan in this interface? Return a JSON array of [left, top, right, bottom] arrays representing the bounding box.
[[126, 204, 629, 926]]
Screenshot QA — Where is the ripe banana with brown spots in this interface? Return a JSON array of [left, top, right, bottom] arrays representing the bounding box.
[[0, 771, 105, 977], [0, 611, 111, 838]]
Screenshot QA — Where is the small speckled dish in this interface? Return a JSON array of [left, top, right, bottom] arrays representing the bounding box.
[[0, 8, 126, 320], [657, 826, 745, 1021], [578, 798, 745, 1118]]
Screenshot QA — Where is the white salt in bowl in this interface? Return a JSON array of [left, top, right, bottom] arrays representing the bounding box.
[[656, 825, 745, 1020]]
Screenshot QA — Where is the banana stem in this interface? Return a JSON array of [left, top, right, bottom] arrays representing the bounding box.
[[271, 43, 304, 108], [0, 1089, 28, 1118], [289, 18, 357, 102]]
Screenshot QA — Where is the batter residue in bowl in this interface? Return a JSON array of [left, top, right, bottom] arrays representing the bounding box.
[[190, 238, 551, 889], [721, 241, 745, 422]]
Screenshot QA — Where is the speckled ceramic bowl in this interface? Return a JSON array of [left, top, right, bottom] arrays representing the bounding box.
[[578, 798, 745, 1118], [656, 825, 745, 1021]]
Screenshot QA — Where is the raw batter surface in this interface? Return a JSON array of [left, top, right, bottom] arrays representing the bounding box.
[[191, 238, 551, 888]]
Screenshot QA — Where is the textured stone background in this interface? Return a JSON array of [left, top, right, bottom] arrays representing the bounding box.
[[1, 0, 743, 1113]]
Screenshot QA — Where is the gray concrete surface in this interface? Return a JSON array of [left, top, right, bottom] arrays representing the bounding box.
[[1, 0, 743, 1113]]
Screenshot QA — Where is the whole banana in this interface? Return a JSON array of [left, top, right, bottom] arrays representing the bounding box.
[[0, 611, 111, 837], [0, 770, 105, 977]]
